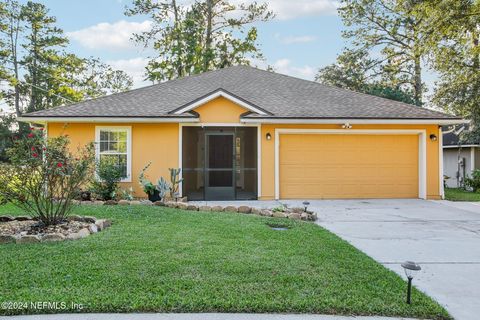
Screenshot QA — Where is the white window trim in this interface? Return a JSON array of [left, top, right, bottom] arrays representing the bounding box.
[[274, 128, 427, 200], [95, 126, 132, 183]]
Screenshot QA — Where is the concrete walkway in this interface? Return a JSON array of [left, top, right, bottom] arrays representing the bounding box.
[[0, 313, 416, 320]]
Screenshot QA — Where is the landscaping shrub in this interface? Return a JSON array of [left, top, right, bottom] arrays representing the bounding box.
[[168, 168, 183, 198], [465, 169, 480, 192], [90, 157, 124, 201], [116, 187, 134, 201], [139, 162, 157, 197], [0, 127, 95, 225], [157, 176, 171, 199], [138, 162, 179, 202]]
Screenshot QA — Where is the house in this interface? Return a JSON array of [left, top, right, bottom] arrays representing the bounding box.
[[19, 66, 464, 200], [442, 125, 479, 188]]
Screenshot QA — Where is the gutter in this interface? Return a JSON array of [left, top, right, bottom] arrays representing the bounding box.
[[240, 118, 467, 125], [443, 144, 480, 149], [17, 116, 467, 126], [17, 116, 200, 124]]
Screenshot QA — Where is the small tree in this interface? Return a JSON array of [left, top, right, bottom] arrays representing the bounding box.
[[90, 157, 124, 201], [0, 127, 95, 225]]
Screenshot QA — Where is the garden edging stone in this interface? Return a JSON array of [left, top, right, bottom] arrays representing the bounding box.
[[15, 215, 32, 221], [1, 215, 112, 245], [89, 224, 98, 233], [238, 206, 251, 214], [0, 215, 14, 222], [83, 216, 97, 223], [0, 235, 16, 244], [73, 199, 317, 221], [16, 235, 40, 244], [224, 206, 238, 212], [42, 233, 66, 242]]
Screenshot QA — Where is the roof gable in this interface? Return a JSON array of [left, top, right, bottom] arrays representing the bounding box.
[[169, 88, 271, 116], [192, 96, 251, 123]]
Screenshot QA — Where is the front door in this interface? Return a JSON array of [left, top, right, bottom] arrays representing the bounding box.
[[205, 132, 235, 200]]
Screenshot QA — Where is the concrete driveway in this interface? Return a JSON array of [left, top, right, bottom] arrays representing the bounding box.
[[280, 199, 479, 320], [191, 198, 480, 319]]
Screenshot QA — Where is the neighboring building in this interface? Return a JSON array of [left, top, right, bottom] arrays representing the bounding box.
[[19, 66, 463, 200], [443, 126, 480, 188]]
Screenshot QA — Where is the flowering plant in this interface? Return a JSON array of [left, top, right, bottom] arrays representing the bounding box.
[[0, 127, 95, 225]]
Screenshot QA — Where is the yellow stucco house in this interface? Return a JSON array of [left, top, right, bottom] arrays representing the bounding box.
[[19, 66, 464, 200]]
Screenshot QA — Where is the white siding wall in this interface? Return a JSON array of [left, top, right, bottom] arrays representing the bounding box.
[[443, 147, 474, 188], [476, 148, 480, 169]]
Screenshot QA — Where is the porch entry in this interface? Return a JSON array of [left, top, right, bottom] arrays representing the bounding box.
[[182, 126, 258, 200]]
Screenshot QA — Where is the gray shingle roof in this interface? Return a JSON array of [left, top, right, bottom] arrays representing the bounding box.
[[22, 65, 460, 120]]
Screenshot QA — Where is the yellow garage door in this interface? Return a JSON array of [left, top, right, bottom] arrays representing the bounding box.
[[279, 134, 419, 199]]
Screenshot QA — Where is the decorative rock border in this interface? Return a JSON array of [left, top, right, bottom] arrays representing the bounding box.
[[0, 215, 111, 244], [0, 215, 32, 222], [161, 202, 317, 221], [69, 198, 317, 221], [72, 197, 188, 206]]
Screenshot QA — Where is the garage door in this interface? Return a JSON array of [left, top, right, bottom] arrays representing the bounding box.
[[279, 134, 419, 199]]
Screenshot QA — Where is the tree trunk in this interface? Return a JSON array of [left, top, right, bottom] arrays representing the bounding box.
[[204, 0, 213, 71], [171, 0, 183, 78], [28, 28, 38, 113], [471, 31, 480, 128], [11, 32, 20, 117], [473, 33, 479, 70], [8, 10, 21, 116], [412, 19, 423, 107], [13, 66, 20, 116], [413, 54, 422, 106]]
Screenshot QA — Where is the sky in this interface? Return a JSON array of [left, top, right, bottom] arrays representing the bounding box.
[[30, 0, 345, 88]]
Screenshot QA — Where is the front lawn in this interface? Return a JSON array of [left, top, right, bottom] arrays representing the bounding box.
[[445, 187, 480, 201], [0, 204, 449, 318]]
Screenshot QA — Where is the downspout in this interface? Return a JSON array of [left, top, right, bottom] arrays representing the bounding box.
[[439, 126, 444, 199]]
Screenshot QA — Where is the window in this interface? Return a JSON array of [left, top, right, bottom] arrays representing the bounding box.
[[95, 126, 131, 182]]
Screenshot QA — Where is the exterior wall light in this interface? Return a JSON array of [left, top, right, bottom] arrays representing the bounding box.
[[266, 133, 272, 140], [341, 123, 352, 129], [429, 134, 438, 141], [401, 261, 421, 304]]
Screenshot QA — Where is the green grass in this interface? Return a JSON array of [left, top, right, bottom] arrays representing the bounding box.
[[0, 204, 449, 318], [445, 187, 480, 201]]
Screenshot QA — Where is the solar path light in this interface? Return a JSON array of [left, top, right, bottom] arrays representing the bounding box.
[[302, 201, 310, 212], [401, 261, 421, 304]]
